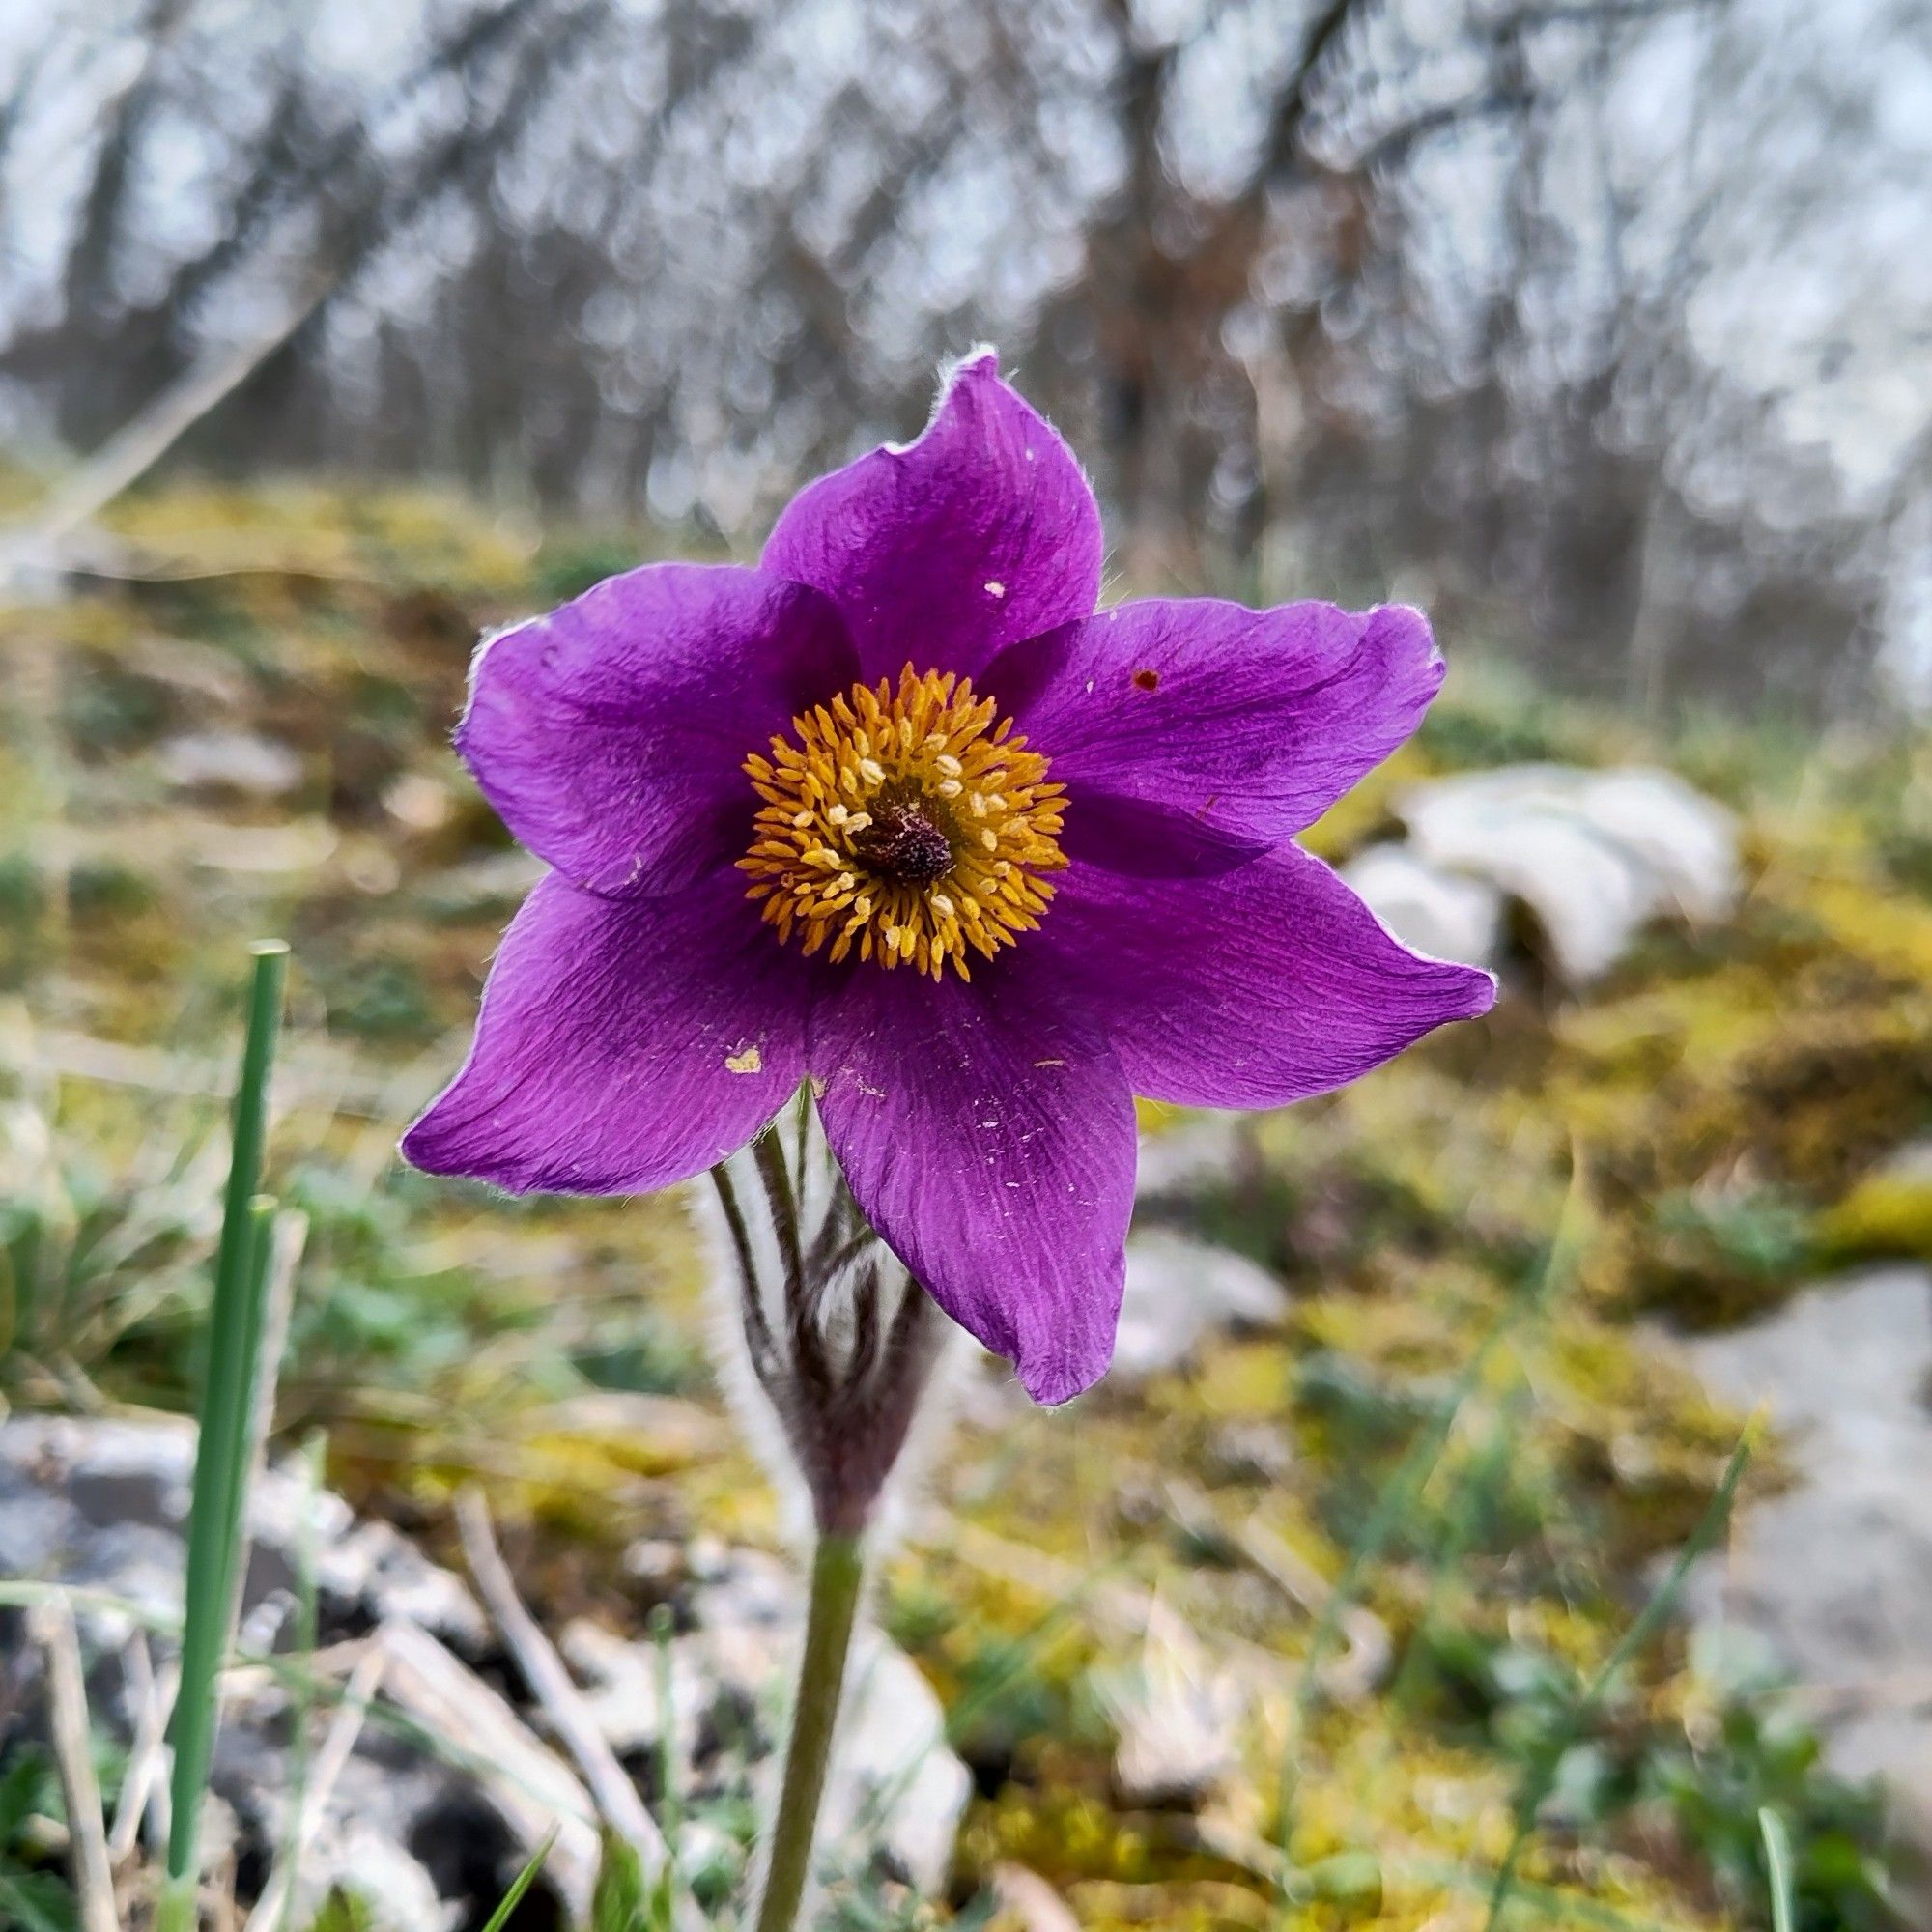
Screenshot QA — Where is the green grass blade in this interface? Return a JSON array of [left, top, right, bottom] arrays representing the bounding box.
[[1759, 1806, 1796, 1932], [1277, 1200, 1581, 1880], [157, 940, 288, 1931], [479, 1827, 560, 1932], [0, 1867, 78, 1932], [592, 1830, 647, 1932], [1482, 1425, 1757, 1932], [651, 1605, 681, 1860]]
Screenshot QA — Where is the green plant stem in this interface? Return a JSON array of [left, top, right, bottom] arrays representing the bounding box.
[[157, 940, 288, 1932], [753, 1532, 866, 1932], [1759, 1806, 1796, 1932]]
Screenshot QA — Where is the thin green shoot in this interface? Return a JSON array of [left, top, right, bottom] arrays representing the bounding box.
[[1276, 1203, 1578, 1888], [1393, 1855, 1696, 1932], [0, 1867, 74, 1932], [479, 1827, 560, 1932], [650, 1605, 681, 1861], [1759, 1806, 1796, 1932], [1481, 1425, 1758, 1932], [157, 940, 288, 1932], [1385, 1380, 1532, 1719]]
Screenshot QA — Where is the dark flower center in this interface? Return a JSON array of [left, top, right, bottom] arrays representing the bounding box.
[[850, 793, 953, 885]]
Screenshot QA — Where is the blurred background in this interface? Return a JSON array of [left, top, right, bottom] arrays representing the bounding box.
[[3, 4, 1932, 1932], [4, 0, 1932, 709]]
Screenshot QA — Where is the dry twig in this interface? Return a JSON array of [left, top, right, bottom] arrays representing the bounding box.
[[242, 1638, 387, 1932], [30, 1599, 120, 1932], [455, 1488, 701, 1932], [109, 1631, 173, 1864], [377, 1614, 600, 1918]]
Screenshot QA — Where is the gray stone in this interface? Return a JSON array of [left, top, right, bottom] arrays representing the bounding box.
[[680, 1547, 972, 1894], [1396, 763, 1740, 983], [218, 1722, 465, 1932], [159, 729, 304, 797], [1111, 1230, 1286, 1379], [1865, 1135, 1932, 1185], [0, 1412, 486, 1650], [304, 1821, 457, 1932], [416, 849, 548, 919], [560, 1616, 712, 1763], [1682, 1265, 1932, 1856], [1101, 1604, 1245, 1807], [1135, 1114, 1250, 1202], [1201, 1419, 1296, 1488]]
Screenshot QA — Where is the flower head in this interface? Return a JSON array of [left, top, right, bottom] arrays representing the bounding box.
[[402, 352, 1495, 1405]]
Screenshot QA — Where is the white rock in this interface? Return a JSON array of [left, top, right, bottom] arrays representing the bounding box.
[[824, 1624, 974, 1892], [383, 772, 455, 830], [694, 1550, 971, 1891], [1865, 1135, 1932, 1184], [1103, 1602, 1245, 1806], [1682, 1265, 1932, 1861], [1112, 1230, 1285, 1379], [0, 1412, 487, 1650], [159, 728, 304, 796], [1136, 1114, 1248, 1200], [419, 849, 548, 917], [1571, 767, 1739, 922], [1341, 842, 1505, 969], [297, 1821, 458, 1932], [991, 1863, 1082, 1932], [1397, 763, 1741, 984], [559, 1617, 709, 1763]]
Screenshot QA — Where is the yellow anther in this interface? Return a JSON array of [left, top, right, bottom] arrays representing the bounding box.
[[739, 665, 1066, 980]]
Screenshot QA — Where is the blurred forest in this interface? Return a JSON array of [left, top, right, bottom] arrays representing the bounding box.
[[3, 0, 1931, 714]]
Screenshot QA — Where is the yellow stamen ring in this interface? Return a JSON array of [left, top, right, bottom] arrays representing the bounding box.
[[740, 666, 1066, 981]]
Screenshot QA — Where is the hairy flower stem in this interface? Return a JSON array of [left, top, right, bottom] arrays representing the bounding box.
[[704, 1104, 952, 1925], [754, 1530, 867, 1932]]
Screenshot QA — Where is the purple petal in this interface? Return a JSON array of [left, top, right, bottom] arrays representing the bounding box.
[[1062, 791, 1268, 879], [810, 968, 1137, 1406], [1037, 848, 1495, 1109], [986, 599, 1443, 847], [762, 352, 1102, 685], [458, 564, 856, 897], [402, 869, 809, 1193]]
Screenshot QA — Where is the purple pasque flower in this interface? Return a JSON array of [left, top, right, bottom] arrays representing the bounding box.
[[402, 351, 1495, 1406]]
